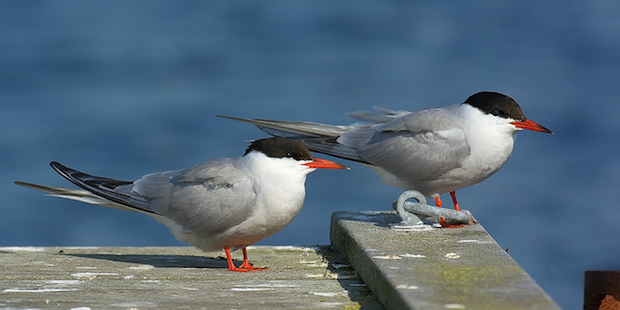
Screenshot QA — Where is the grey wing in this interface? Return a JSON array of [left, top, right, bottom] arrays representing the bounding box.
[[374, 106, 462, 133], [340, 107, 471, 182], [48, 160, 257, 236], [218, 108, 470, 175], [132, 158, 257, 236], [345, 106, 410, 124]]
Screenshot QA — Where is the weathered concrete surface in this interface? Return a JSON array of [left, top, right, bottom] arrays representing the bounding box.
[[331, 211, 560, 310], [0, 246, 382, 309]]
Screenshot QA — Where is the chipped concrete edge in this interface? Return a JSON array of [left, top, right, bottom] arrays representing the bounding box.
[[331, 211, 409, 309]]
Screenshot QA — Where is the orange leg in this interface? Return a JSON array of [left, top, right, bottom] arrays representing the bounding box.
[[434, 196, 443, 208], [436, 194, 466, 228], [435, 196, 449, 227], [450, 191, 461, 211], [224, 247, 268, 272], [238, 248, 268, 271], [225, 247, 252, 272], [451, 191, 475, 223]]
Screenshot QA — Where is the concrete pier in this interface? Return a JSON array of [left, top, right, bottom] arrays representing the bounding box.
[[0, 246, 381, 309], [1, 211, 561, 309], [331, 211, 560, 309]]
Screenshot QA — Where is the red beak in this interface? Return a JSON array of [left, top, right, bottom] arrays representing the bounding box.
[[303, 158, 349, 170], [511, 119, 554, 134]]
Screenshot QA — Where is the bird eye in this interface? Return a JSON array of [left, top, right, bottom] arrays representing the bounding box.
[[285, 152, 293, 158], [491, 109, 500, 116]]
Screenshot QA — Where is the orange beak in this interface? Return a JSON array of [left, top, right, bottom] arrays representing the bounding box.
[[303, 158, 349, 170], [511, 119, 554, 134]]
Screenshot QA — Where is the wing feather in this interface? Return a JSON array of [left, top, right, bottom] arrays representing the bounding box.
[[36, 160, 258, 237], [338, 106, 471, 188], [132, 158, 256, 235]]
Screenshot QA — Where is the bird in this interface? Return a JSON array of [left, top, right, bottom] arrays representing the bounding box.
[[219, 91, 553, 226], [14, 137, 349, 272]]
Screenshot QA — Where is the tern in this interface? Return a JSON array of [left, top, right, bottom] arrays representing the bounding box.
[[220, 92, 553, 226], [15, 137, 348, 272]]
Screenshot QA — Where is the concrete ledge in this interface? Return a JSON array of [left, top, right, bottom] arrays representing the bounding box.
[[330, 211, 560, 310], [0, 246, 381, 309]]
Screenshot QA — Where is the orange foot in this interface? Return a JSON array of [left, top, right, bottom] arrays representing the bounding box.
[[224, 247, 268, 272], [239, 260, 268, 271], [439, 217, 467, 228], [437, 194, 468, 228], [227, 265, 255, 272]]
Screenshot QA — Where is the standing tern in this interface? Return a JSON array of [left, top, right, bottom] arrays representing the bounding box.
[[220, 91, 553, 226], [15, 137, 348, 272]]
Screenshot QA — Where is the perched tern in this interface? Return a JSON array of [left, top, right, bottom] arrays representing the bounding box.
[[15, 137, 348, 272], [220, 92, 553, 226]]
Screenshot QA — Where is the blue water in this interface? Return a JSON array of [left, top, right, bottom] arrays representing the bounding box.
[[2, 1, 619, 308]]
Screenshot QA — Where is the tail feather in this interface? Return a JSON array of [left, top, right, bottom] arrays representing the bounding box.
[[14, 181, 138, 212], [218, 115, 369, 164], [217, 115, 350, 138], [48, 161, 155, 214], [15, 162, 158, 215], [294, 137, 369, 164]]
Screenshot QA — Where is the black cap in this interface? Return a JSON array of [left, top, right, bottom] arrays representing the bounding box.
[[464, 91, 526, 121], [244, 137, 314, 161]]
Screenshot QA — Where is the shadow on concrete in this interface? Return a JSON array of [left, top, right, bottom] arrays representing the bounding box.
[[65, 252, 231, 269]]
